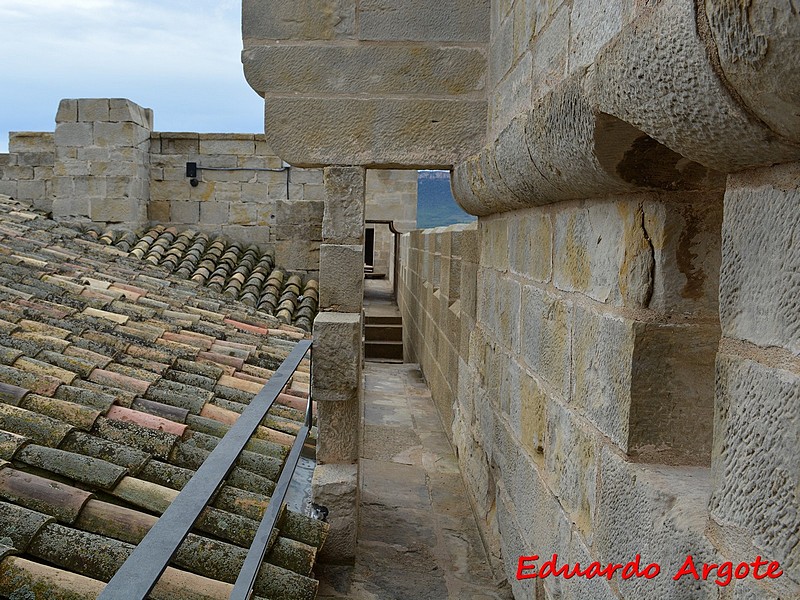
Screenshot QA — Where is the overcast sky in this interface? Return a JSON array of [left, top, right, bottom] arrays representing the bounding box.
[[0, 0, 264, 152]]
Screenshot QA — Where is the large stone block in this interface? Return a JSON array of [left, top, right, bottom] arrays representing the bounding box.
[[479, 217, 509, 271], [54, 123, 93, 148], [595, 448, 717, 600], [261, 97, 487, 168], [56, 99, 78, 123], [198, 138, 256, 156], [529, 3, 569, 102], [312, 312, 362, 402], [156, 133, 200, 155], [710, 354, 800, 582], [509, 210, 552, 282], [562, 533, 626, 600], [719, 163, 800, 354], [316, 396, 359, 464], [359, 0, 490, 42], [94, 122, 151, 148], [245, 45, 486, 97], [553, 201, 654, 308], [108, 98, 152, 127], [77, 99, 110, 122], [544, 398, 597, 533], [89, 197, 146, 224], [568, 0, 631, 74], [311, 463, 358, 562], [170, 201, 200, 224], [572, 306, 717, 462], [521, 285, 571, 400], [8, 132, 54, 154], [322, 166, 365, 244], [242, 0, 355, 41], [519, 369, 547, 457], [489, 51, 532, 143], [318, 244, 364, 312]]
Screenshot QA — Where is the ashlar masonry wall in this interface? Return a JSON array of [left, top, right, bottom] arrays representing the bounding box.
[[0, 98, 418, 278], [149, 132, 325, 273], [399, 172, 800, 599]]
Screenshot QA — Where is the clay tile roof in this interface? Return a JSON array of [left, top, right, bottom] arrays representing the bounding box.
[[0, 196, 325, 599]]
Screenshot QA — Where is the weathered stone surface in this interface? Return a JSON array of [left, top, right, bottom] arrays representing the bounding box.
[[589, 0, 800, 172], [311, 312, 361, 402], [455, 75, 723, 215], [509, 210, 552, 282], [719, 163, 800, 354], [544, 399, 597, 533], [520, 285, 571, 400], [316, 396, 359, 464], [595, 447, 717, 599], [318, 245, 364, 312], [262, 97, 487, 168], [322, 167, 365, 245], [704, 0, 800, 142], [242, 0, 356, 41], [359, 0, 489, 42], [311, 463, 358, 561], [711, 354, 800, 582], [245, 45, 486, 97], [572, 305, 718, 462]]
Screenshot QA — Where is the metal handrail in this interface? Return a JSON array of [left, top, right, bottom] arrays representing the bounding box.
[[98, 339, 313, 600], [230, 390, 313, 599]]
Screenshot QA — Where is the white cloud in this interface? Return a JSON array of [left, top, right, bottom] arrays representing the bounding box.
[[0, 0, 263, 152]]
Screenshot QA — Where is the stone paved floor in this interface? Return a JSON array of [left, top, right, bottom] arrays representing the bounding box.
[[316, 362, 512, 600]]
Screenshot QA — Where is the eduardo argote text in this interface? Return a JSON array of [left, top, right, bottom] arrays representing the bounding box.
[[517, 553, 783, 587]]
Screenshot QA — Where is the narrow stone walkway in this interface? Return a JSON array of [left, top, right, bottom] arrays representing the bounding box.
[[317, 362, 512, 600]]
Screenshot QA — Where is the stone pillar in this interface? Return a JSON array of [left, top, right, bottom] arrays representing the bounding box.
[[311, 166, 366, 562], [53, 98, 151, 225]]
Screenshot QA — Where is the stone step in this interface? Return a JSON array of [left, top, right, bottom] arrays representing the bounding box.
[[365, 324, 402, 342], [364, 340, 403, 361], [364, 315, 402, 326]]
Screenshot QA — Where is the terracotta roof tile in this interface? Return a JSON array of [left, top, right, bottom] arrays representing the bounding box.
[[0, 430, 28, 461], [16, 444, 128, 490], [62, 344, 113, 368], [93, 417, 178, 461], [69, 379, 137, 408], [0, 468, 91, 524], [60, 431, 150, 475], [0, 381, 29, 406], [88, 368, 150, 395], [81, 306, 129, 324], [53, 385, 117, 413], [106, 405, 187, 438], [131, 397, 190, 424], [21, 395, 102, 430], [0, 501, 54, 552], [0, 403, 73, 446], [14, 356, 77, 385]]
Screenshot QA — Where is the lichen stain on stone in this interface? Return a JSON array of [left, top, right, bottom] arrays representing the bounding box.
[[677, 205, 707, 300]]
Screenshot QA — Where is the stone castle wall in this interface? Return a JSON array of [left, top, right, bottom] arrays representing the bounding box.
[[390, 2, 800, 597], [0, 98, 417, 277], [399, 170, 798, 599]]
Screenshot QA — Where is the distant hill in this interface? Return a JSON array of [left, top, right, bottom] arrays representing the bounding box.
[[416, 171, 477, 229]]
